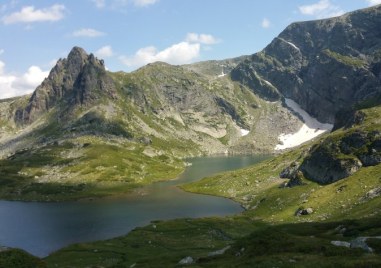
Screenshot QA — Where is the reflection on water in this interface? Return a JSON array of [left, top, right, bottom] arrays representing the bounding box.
[[0, 155, 268, 257]]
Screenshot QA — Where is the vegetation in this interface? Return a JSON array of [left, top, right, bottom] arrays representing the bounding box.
[[0, 248, 46, 268], [41, 104, 381, 266], [0, 136, 184, 201], [323, 49, 366, 68]]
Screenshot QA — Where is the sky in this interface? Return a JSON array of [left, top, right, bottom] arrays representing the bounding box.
[[0, 0, 380, 99]]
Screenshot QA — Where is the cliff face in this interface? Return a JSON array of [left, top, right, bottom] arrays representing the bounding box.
[[232, 5, 381, 123], [15, 47, 116, 123]]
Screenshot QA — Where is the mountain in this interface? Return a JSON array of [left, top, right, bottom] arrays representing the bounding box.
[[16, 47, 117, 123], [46, 6, 381, 267], [1, 5, 381, 203], [0, 48, 302, 201], [232, 4, 381, 123], [2, 4, 381, 267]]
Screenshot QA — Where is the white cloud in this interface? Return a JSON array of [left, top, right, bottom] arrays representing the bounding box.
[[0, 61, 48, 99], [92, 0, 106, 8], [91, 0, 158, 8], [120, 42, 200, 67], [120, 32, 220, 69], [261, 18, 271, 28], [133, 0, 159, 7], [298, 0, 344, 19], [185, 33, 220, 45], [2, 4, 66, 24], [366, 0, 381, 6], [72, 28, 105, 37], [95, 45, 114, 58]]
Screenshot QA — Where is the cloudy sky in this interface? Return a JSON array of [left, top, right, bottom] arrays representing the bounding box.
[[0, 0, 380, 99]]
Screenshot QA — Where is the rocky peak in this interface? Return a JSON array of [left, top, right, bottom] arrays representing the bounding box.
[[16, 47, 115, 123], [231, 5, 381, 123]]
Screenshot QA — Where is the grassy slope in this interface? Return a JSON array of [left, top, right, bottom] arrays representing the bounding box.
[[0, 135, 184, 201], [0, 248, 47, 268], [44, 106, 381, 267]]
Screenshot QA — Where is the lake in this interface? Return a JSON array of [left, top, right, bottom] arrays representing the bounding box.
[[0, 155, 268, 257]]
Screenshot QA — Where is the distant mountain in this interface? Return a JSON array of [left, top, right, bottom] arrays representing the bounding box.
[[1, 5, 381, 201], [232, 4, 381, 123]]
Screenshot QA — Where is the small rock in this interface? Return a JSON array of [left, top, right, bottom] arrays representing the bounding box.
[[331, 241, 351, 248], [208, 246, 231, 257], [295, 207, 313, 216], [350, 237, 373, 253], [178, 256, 194, 265]]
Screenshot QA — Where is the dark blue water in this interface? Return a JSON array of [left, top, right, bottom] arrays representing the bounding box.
[[0, 155, 267, 257]]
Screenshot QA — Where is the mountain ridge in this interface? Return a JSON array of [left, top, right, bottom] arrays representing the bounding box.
[[1, 4, 381, 201], [231, 4, 381, 123]]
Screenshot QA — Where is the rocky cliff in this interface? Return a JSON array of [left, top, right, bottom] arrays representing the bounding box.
[[232, 5, 381, 123], [15, 47, 116, 123]]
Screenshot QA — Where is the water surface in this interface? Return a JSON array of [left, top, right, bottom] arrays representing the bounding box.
[[0, 155, 267, 257]]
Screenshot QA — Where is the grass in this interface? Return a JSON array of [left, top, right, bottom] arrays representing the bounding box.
[[0, 135, 185, 201], [323, 49, 366, 68], [44, 214, 381, 267], [0, 248, 46, 268]]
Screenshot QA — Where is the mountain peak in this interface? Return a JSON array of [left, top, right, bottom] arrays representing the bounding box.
[[68, 46, 88, 58], [16, 47, 115, 123]]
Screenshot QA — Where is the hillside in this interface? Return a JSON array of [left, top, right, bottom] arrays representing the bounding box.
[[232, 4, 381, 123], [0, 47, 304, 201], [41, 5, 381, 267]]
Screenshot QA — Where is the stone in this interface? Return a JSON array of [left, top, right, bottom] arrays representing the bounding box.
[[361, 187, 381, 201], [208, 246, 231, 257], [300, 141, 363, 185], [350, 237, 373, 253], [295, 207, 314, 216], [279, 162, 299, 179], [331, 241, 351, 248], [178, 256, 195, 265]]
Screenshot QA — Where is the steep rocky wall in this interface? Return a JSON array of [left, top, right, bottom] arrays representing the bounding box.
[[232, 5, 381, 123]]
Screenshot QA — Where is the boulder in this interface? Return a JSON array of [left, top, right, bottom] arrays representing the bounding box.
[[331, 241, 351, 248], [178, 256, 194, 265], [350, 237, 373, 253], [279, 162, 299, 178], [295, 207, 313, 216], [300, 141, 362, 184]]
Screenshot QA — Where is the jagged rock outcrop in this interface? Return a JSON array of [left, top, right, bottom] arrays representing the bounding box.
[[15, 47, 116, 123], [232, 5, 381, 123], [333, 109, 366, 130], [279, 162, 305, 187], [300, 129, 381, 184]]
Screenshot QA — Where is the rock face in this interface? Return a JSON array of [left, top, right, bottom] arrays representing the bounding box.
[[300, 130, 381, 184], [231, 5, 381, 123], [16, 47, 116, 123], [279, 162, 305, 187]]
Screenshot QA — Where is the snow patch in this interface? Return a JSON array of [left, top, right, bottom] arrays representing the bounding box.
[[240, 129, 250, 137], [263, 79, 274, 87], [275, 98, 333, 150], [218, 70, 226, 77], [278, 38, 300, 52]]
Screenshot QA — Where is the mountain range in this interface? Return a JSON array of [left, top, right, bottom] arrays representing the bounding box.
[[0, 5, 380, 203], [1, 4, 381, 267]]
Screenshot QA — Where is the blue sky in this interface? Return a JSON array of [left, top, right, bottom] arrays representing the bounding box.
[[0, 0, 380, 99]]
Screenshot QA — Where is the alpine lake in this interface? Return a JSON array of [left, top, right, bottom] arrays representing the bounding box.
[[0, 155, 268, 257]]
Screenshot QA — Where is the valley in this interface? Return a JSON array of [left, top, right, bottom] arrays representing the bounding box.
[[0, 3, 381, 268]]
